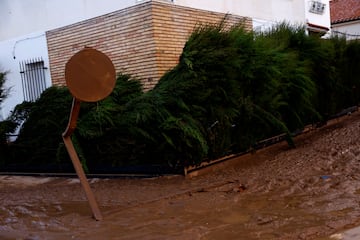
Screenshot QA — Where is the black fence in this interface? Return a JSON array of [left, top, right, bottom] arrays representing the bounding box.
[[19, 57, 47, 102]]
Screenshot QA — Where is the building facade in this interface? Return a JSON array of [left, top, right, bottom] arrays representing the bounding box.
[[46, 1, 250, 89], [330, 0, 360, 40], [176, 0, 331, 34], [0, 0, 331, 119], [0, 0, 140, 119]]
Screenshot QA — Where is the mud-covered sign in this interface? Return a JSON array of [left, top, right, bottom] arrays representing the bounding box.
[[62, 48, 116, 220]]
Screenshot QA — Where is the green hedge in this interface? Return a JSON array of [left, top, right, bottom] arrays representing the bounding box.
[[1, 21, 360, 172]]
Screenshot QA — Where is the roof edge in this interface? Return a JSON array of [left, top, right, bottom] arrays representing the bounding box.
[[307, 22, 330, 32], [332, 16, 360, 24]]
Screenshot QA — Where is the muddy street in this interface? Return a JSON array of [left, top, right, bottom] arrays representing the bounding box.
[[1, 111, 360, 240]]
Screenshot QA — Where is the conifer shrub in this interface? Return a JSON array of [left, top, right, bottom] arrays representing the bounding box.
[[3, 20, 360, 172], [339, 39, 360, 107], [6, 74, 145, 172], [6, 87, 72, 171], [0, 71, 18, 165]]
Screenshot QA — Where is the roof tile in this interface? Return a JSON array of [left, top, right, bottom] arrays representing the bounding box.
[[330, 0, 360, 23]]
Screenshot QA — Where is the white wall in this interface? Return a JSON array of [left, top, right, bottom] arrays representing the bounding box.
[[175, 0, 306, 23], [0, 0, 143, 119], [0, 0, 139, 41], [304, 0, 331, 29], [3, 0, 328, 41], [332, 20, 360, 40], [175, 0, 330, 32], [0, 32, 51, 119]]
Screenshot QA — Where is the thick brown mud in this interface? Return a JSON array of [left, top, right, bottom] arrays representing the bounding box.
[[1, 111, 360, 240]]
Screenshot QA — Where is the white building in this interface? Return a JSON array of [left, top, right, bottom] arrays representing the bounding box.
[[330, 0, 360, 40], [175, 0, 331, 33], [0, 0, 138, 120], [0, 0, 330, 120]]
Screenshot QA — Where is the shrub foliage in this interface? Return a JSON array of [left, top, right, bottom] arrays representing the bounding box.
[[1, 21, 360, 172], [0, 72, 17, 164]]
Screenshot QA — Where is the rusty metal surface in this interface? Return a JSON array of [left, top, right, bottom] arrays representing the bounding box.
[[62, 135, 103, 221], [62, 98, 81, 138], [62, 48, 116, 220], [65, 48, 116, 102], [62, 98, 103, 220]]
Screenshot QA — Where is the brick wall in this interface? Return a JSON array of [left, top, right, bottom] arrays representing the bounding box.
[[46, 0, 252, 90]]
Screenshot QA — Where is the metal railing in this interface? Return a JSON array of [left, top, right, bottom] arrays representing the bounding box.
[[19, 58, 47, 102]]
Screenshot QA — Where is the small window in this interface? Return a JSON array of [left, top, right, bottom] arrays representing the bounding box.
[[309, 1, 326, 14], [19, 58, 48, 102]]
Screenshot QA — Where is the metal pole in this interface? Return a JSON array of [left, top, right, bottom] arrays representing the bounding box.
[[62, 98, 103, 221]]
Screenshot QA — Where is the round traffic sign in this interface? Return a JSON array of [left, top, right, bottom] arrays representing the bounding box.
[[65, 48, 116, 102]]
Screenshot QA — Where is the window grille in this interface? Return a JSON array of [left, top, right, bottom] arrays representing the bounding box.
[[309, 1, 326, 14], [19, 57, 48, 102]]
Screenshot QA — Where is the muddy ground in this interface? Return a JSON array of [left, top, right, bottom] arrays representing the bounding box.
[[1, 111, 360, 240]]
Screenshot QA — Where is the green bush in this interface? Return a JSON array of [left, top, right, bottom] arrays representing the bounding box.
[[7, 74, 145, 171], [8, 87, 72, 169], [4, 21, 360, 172], [0, 71, 18, 165]]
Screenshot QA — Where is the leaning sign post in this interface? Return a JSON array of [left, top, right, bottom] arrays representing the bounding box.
[[62, 47, 116, 220]]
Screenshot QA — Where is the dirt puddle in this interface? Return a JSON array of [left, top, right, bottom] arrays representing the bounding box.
[[1, 111, 360, 239]]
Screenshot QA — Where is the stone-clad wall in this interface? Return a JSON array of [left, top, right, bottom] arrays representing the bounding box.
[[46, 1, 251, 90]]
